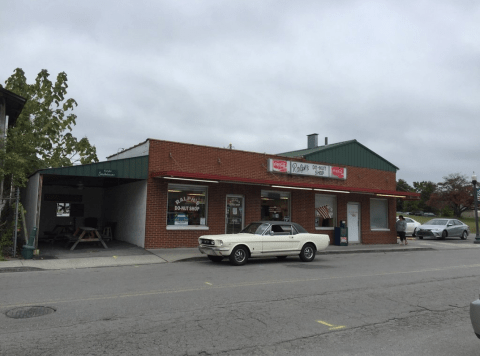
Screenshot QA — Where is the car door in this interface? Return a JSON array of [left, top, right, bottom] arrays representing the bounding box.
[[453, 220, 464, 237], [262, 224, 298, 253], [445, 220, 458, 237], [404, 218, 414, 235]]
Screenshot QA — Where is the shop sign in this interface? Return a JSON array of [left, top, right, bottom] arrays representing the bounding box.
[[267, 159, 347, 180], [97, 169, 117, 177], [174, 196, 201, 211], [268, 159, 290, 173]]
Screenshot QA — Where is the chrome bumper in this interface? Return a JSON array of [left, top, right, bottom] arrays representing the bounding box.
[[198, 246, 231, 256]]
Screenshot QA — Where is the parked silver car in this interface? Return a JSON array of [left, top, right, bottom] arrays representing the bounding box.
[[471, 295, 480, 339], [416, 219, 470, 240]]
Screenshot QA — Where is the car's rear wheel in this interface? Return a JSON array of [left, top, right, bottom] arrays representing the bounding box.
[[299, 243, 316, 262], [229, 246, 248, 266], [440, 230, 447, 240], [461, 231, 468, 240], [208, 255, 223, 262]]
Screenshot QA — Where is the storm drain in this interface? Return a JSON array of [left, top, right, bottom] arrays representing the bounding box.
[[6, 306, 56, 319]]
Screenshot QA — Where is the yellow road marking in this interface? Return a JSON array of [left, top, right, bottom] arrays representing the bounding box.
[[2, 263, 480, 310], [317, 320, 345, 330], [205, 282, 212, 285]]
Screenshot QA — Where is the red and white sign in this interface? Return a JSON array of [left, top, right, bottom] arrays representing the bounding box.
[[332, 167, 345, 179], [270, 160, 289, 173]]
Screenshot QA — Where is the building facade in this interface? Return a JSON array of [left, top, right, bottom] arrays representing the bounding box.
[[142, 136, 418, 248], [25, 135, 419, 250]]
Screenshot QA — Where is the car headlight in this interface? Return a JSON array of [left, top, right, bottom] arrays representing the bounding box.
[[215, 240, 223, 246]]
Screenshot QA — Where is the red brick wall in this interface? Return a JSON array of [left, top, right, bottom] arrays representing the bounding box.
[[144, 139, 398, 248]]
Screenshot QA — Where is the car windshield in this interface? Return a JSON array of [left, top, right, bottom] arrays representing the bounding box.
[[425, 219, 448, 225], [240, 223, 269, 235]]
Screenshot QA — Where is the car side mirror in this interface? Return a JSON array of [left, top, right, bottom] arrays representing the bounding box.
[[447, 224, 452, 227], [270, 230, 274, 236]]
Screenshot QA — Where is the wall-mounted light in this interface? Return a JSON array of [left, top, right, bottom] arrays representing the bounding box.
[[271, 185, 312, 191], [163, 177, 219, 184], [314, 188, 350, 194], [376, 194, 406, 198]]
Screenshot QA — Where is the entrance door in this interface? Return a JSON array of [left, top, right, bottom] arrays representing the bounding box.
[[226, 195, 244, 234], [347, 202, 361, 243]]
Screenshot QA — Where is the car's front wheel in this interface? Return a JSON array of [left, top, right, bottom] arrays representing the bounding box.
[[208, 255, 224, 262], [461, 231, 468, 240], [412, 228, 417, 237], [229, 246, 249, 266], [299, 243, 316, 262], [440, 230, 447, 240]]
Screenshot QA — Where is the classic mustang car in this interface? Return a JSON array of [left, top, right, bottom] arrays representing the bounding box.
[[198, 221, 330, 266]]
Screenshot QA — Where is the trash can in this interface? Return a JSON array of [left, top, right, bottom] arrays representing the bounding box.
[[334, 226, 348, 246]]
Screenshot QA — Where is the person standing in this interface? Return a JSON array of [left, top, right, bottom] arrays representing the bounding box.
[[396, 215, 407, 245]]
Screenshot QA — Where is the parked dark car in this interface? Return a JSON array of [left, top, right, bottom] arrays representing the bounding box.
[[412, 211, 424, 216], [423, 212, 435, 217]]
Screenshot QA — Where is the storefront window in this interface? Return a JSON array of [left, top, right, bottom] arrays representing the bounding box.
[[370, 198, 388, 229], [261, 190, 290, 221], [167, 184, 207, 226], [315, 194, 336, 228]]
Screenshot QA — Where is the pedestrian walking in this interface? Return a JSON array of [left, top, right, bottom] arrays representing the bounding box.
[[396, 215, 407, 245]]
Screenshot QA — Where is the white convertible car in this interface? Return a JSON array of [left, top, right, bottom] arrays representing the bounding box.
[[198, 221, 330, 266]]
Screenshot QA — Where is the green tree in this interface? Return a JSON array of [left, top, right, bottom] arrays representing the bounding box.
[[413, 181, 437, 212], [1, 68, 98, 187], [427, 173, 472, 218], [396, 179, 413, 211]]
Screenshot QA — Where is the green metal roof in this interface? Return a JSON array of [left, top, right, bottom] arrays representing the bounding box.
[[38, 156, 149, 179], [279, 140, 399, 172]]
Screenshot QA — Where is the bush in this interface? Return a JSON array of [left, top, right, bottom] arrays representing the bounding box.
[[441, 207, 454, 217]]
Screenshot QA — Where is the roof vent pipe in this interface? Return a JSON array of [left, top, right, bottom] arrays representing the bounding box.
[[307, 133, 318, 149], [325, 137, 328, 145]]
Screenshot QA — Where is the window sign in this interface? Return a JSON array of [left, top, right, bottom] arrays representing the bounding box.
[[56, 203, 70, 217], [167, 184, 207, 226], [174, 213, 188, 226]]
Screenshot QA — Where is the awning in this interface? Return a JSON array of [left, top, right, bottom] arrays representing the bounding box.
[[151, 170, 420, 200]]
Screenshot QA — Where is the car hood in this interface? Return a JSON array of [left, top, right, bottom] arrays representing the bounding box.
[[199, 233, 255, 241], [419, 224, 446, 230]]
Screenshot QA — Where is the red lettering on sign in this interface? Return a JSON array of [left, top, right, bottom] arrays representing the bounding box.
[[272, 160, 288, 172], [332, 167, 345, 179]]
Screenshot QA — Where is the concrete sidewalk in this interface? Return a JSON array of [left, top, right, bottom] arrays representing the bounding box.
[[0, 238, 429, 271]]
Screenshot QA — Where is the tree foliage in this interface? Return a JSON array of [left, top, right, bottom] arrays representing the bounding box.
[[396, 179, 413, 211], [427, 173, 473, 218], [1, 68, 98, 187]]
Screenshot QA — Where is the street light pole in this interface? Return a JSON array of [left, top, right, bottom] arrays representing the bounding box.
[[472, 173, 480, 244]]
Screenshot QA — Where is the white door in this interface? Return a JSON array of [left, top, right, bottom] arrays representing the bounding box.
[[347, 203, 361, 243]]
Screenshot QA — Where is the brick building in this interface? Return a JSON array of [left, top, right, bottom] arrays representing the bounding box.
[[25, 134, 419, 249]]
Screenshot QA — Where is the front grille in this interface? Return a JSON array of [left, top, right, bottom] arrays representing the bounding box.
[[418, 229, 433, 236]]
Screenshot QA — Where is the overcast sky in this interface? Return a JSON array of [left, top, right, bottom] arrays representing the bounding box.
[[1, 0, 479, 186]]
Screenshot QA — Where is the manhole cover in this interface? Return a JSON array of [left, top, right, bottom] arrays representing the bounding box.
[[6, 306, 56, 319]]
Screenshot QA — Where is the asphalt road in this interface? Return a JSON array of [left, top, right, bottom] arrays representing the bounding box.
[[1, 246, 480, 355]]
